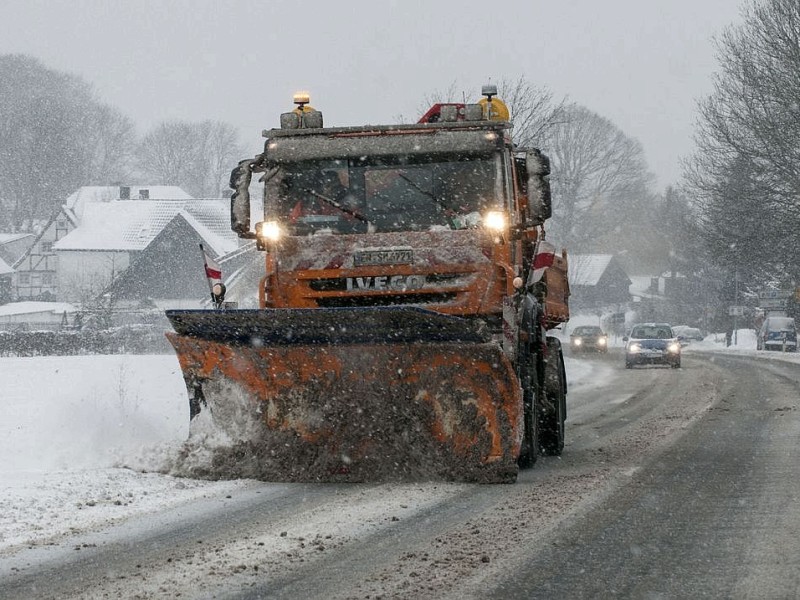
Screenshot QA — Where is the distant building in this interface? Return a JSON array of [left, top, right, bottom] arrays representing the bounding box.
[[569, 254, 632, 310], [13, 185, 192, 302], [104, 202, 240, 309]]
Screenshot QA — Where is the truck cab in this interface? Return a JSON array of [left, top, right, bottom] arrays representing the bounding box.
[[229, 90, 568, 330]]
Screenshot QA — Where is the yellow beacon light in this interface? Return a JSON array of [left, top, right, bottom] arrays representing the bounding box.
[[293, 91, 314, 113]]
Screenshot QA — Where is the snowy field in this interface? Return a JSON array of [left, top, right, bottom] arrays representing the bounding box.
[[2, 331, 796, 554], [0, 354, 251, 553]]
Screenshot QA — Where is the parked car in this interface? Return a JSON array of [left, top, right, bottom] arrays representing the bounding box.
[[757, 316, 797, 352], [624, 323, 681, 369], [673, 325, 704, 345], [570, 325, 608, 353]]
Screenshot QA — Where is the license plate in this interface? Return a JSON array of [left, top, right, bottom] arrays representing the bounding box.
[[353, 248, 414, 267]]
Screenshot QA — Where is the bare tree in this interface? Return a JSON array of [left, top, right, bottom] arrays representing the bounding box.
[[0, 54, 135, 230], [543, 103, 655, 254], [81, 104, 137, 185], [408, 76, 565, 140], [136, 120, 244, 198], [688, 0, 800, 284], [495, 76, 566, 148]]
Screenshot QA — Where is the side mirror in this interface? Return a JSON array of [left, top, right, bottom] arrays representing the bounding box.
[[526, 149, 552, 225], [622, 336, 629, 342], [230, 158, 258, 239]]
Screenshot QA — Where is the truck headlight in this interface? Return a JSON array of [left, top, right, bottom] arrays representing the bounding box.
[[483, 210, 507, 232], [256, 220, 281, 243], [628, 343, 641, 353]]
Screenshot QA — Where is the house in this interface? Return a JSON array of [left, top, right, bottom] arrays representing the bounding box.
[[11, 213, 66, 301], [12, 185, 192, 302], [104, 201, 240, 309], [569, 254, 632, 310]]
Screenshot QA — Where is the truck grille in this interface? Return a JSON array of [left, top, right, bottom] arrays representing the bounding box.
[[308, 273, 462, 292], [315, 293, 458, 307]]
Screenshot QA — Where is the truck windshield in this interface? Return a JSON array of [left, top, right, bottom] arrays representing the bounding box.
[[266, 154, 503, 234]]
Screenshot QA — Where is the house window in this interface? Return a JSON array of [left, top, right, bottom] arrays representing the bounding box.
[[43, 273, 54, 285], [41, 241, 53, 253], [18, 273, 30, 285]]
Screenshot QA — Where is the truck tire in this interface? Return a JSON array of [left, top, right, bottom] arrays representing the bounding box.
[[517, 344, 539, 469], [538, 337, 566, 456]]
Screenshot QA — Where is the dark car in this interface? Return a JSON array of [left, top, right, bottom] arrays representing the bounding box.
[[570, 325, 608, 353], [757, 316, 797, 352], [624, 323, 681, 368], [673, 325, 704, 346]]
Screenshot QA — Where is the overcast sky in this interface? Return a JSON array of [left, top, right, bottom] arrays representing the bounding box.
[[0, 0, 745, 188]]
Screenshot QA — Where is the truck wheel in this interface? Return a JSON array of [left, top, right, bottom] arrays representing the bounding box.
[[517, 346, 539, 469], [538, 337, 566, 456]]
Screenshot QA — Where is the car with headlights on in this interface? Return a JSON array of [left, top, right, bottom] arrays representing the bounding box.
[[570, 325, 608, 353], [624, 323, 681, 368]]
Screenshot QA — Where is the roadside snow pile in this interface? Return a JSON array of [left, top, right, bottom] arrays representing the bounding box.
[[686, 328, 800, 365], [4, 355, 189, 472], [682, 328, 757, 352], [0, 354, 247, 553]]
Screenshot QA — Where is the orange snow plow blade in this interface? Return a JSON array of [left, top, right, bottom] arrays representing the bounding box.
[[166, 307, 522, 483]]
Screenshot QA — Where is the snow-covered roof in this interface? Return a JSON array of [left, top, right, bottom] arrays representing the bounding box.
[[63, 185, 192, 221], [0, 256, 12, 275], [181, 201, 239, 256], [0, 301, 76, 317], [52, 200, 228, 252], [570, 254, 614, 286]]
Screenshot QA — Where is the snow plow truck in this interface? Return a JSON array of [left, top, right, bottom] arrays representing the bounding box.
[[165, 86, 570, 483]]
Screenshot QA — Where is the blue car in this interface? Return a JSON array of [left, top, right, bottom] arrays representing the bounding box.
[[624, 323, 681, 369]]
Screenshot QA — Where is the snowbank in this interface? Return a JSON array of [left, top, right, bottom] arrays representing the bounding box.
[[0, 354, 247, 553]]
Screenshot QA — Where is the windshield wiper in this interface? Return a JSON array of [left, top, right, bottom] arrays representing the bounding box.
[[302, 188, 371, 224], [397, 173, 457, 229]]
